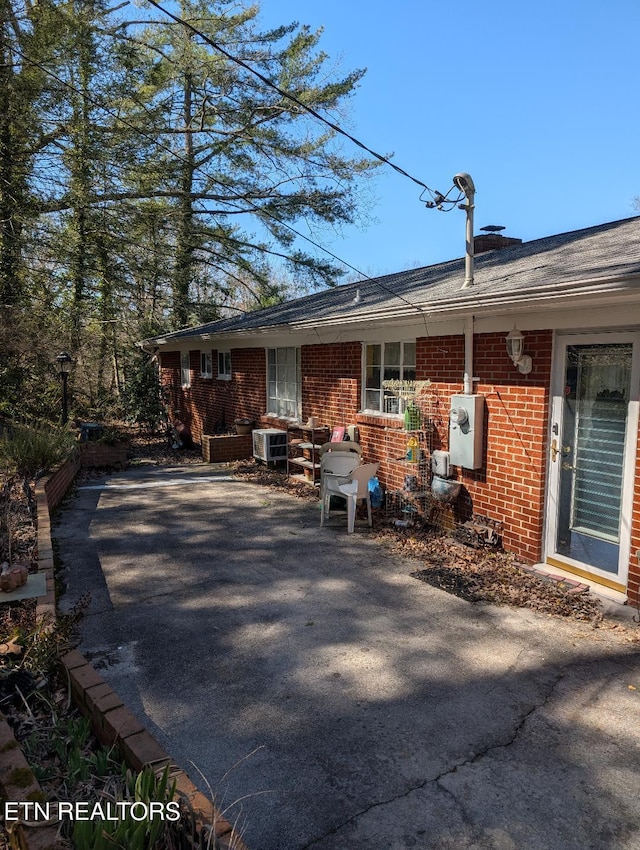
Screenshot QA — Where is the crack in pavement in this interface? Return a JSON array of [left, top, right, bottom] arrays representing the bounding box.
[[299, 663, 569, 849]]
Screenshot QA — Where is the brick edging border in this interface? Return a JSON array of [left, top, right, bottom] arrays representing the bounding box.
[[60, 649, 245, 850], [0, 458, 248, 850]]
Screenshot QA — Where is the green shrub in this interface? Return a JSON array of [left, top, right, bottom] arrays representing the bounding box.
[[120, 352, 167, 433], [0, 421, 76, 478], [96, 425, 126, 445]]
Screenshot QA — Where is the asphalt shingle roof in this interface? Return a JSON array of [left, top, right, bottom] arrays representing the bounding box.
[[146, 216, 640, 344]]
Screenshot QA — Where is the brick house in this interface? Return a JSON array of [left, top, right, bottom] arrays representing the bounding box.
[[143, 216, 640, 606]]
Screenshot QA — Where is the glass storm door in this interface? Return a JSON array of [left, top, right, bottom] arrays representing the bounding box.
[[547, 334, 639, 588]]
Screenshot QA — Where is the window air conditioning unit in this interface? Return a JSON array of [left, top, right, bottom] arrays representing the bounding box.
[[252, 428, 287, 463]]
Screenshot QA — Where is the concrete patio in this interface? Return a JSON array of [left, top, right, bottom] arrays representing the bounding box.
[[55, 463, 640, 850]]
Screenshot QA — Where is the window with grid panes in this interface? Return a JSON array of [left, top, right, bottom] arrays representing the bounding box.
[[217, 350, 231, 380], [363, 342, 416, 414], [267, 347, 301, 419], [200, 351, 212, 378], [180, 351, 191, 388]]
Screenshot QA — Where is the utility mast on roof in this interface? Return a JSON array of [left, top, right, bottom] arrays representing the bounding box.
[[453, 173, 476, 289]]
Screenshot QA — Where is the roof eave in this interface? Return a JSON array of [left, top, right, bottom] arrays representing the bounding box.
[[143, 270, 640, 347], [290, 271, 640, 329]]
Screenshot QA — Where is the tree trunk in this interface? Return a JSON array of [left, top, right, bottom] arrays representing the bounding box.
[[173, 61, 195, 329]]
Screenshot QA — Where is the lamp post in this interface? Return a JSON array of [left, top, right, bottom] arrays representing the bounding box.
[[56, 351, 73, 424]]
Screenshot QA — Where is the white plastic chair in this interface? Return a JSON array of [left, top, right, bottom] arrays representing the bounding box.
[[337, 462, 380, 533], [320, 452, 361, 527], [318, 441, 363, 458]]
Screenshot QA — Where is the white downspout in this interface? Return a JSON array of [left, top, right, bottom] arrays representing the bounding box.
[[463, 315, 474, 395]]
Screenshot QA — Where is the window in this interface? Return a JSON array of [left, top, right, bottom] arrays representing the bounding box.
[[200, 351, 212, 378], [363, 341, 416, 414], [180, 351, 191, 388], [267, 347, 301, 419], [217, 350, 231, 380]]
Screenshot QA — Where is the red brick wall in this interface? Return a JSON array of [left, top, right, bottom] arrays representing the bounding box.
[[301, 343, 361, 427], [348, 331, 553, 563], [80, 443, 128, 469], [202, 434, 253, 463], [43, 455, 82, 511], [160, 348, 266, 443], [472, 331, 553, 562]]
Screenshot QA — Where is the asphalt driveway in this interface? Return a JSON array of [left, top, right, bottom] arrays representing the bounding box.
[[55, 463, 640, 850]]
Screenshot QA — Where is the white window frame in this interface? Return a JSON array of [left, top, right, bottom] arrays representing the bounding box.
[[180, 351, 191, 388], [361, 341, 417, 415], [200, 351, 212, 379], [266, 347, 301, 420], [217, 350, 232, 380]]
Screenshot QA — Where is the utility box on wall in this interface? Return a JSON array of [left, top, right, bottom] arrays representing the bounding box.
[[449, 394, 485, 469]]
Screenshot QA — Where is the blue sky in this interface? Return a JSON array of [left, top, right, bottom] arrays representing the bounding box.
[[256, 0, 640, 279]]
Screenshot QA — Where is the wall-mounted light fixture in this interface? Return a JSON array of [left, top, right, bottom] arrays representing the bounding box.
[[505, 328, 532, 374]]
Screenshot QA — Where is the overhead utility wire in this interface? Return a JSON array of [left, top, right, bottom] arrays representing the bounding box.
[[12, 45, 437, 328], [144, 0, 458, 207], [139, 0, 457, 327], [10, 45, 373, 278]]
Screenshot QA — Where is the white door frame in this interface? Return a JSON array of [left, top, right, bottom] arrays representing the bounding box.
[[545, 331, 640, 593]]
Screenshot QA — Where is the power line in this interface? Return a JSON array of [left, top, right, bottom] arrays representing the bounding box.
[[11, 34, 439, 329], [144, 0, 457, 207], [11, 45, 371, 281]]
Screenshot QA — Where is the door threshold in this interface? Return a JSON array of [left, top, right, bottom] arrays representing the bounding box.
[[543, 558, 627, 602]]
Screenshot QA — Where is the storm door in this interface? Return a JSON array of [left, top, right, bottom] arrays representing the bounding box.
[[547, 333, 639, 589]]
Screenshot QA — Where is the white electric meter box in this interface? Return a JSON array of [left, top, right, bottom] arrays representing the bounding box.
[[448, 394, 485, 469]]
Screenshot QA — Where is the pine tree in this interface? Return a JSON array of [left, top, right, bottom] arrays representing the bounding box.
[[119, 0, 376, 327], [2, 0, 376, 419]]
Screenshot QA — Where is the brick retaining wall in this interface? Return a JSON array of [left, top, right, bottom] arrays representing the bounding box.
[[43, 453, 81, 512], [0, 454, 250, 850], [79, 442, 128, 469], [202, 433, 253, 463]]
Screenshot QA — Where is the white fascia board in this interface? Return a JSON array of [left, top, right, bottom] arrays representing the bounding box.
[[474, 302, 640, 335]]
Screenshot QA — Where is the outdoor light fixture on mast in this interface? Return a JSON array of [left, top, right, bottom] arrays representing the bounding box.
[[453, 172, 475, 290], [56, 351, 73, 425]]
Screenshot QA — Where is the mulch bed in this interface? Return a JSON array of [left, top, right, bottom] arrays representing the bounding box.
[[0, 475, 37, 571], [122, 426, 203, 466], [376, 528, 603, 621]]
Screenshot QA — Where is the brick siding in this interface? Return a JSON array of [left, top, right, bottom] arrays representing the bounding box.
[[160, 348, 266, 442]]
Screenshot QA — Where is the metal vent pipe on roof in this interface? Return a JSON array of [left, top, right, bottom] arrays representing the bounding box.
[[454, 173, 475, 289]]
